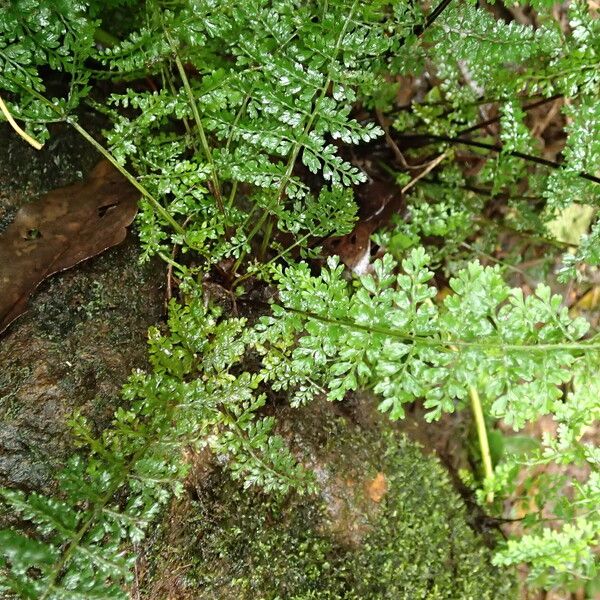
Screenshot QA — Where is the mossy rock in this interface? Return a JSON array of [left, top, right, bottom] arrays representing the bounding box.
[[0, 123, 164, 499], [140, 405, 514, 599]]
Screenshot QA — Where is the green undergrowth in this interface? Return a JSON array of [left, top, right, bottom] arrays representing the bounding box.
[[142, 421, 513, 600], [1, 0, 600, 597]]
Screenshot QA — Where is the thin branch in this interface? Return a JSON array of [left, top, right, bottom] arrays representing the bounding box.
[[415, 0, 455, 37], [401, 151, 448, 193], [398, 133, 600, 185], [460, 242, 530, 276], [457, 94, 562, 136], [421, 176, 544, 202], [376, 108, 440, 171], [375, 107, 410, 169], [396, 0, 454, 49]]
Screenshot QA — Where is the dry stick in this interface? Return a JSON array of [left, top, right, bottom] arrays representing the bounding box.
[[401, 151, 448, 194], [0, 94, 44, 150], [376, 107, 411, 169], [531, 97, 563, 138], [398, 133, 600, 185], [376, 107, 439, 171]]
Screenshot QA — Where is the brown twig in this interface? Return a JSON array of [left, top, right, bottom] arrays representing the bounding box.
[[531, 97, 564, 138], [415, 0, 455, 37], [376, 107, 411, 169], [401, 152, 448, 194], [397, 133, 600, 185]]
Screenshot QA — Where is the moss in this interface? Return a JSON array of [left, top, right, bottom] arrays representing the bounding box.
[[347, 435, 511, 599], [141, 413, 514, 600], [0, 237, 165, 502]]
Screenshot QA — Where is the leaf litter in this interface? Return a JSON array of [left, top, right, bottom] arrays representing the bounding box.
[[0, 160, 138, 333]]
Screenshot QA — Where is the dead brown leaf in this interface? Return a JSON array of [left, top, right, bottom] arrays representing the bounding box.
[[0, 160, 138, 333], [325, 181, 403, 274], [573, 286, 600, 311]]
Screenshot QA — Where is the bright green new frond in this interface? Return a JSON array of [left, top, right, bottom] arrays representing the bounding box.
[[258, 249, 591, 423]]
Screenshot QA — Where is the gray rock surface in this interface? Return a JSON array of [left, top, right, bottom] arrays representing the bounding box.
[[0, 122, 164, 503]]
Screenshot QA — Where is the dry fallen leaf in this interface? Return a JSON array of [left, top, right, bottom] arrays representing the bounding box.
[[366, 472, 388, 503], [574, 286, 600, 311], [546, 203, 595, 246], [0, 160, 138, 333], [325, 181, 403, 273]]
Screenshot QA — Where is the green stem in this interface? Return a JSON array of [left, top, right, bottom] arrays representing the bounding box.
[[157, 251, 187, 271], [172, 51, 225, 214], [259, 217, 274, 261], [163, 65, 196, 151], [232, 209, 270, 274], [67, 118, 185, 236], [266, 302, 600, 353], [217, 406, 301, 487], [225, 94, 251, 153], [233, 2, 357, 270], [234, 232, 312, 289], [93, 27, 120, 47], [7, 77, 189, 241], [469, 386, 494, 503], [39, 444, 150, 600], [227, 180, 238, 211]]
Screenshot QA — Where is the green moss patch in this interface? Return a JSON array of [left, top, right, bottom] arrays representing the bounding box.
[[141, 415, 513, 600]]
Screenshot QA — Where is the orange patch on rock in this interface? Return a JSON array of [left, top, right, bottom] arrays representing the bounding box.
[[366, 472, 388, 503]]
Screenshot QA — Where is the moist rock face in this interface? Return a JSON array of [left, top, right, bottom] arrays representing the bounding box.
[[0, 125, 511, 598], [0, 124, 164, 508], [140, 400, 514, 600]]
